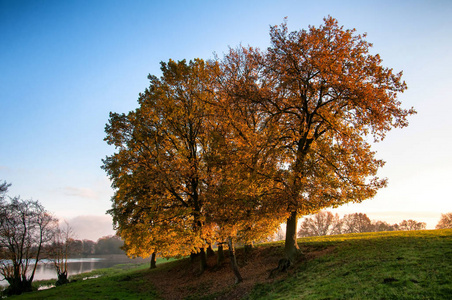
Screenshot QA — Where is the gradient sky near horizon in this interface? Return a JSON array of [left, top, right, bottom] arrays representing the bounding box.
[[1, 0, 451, 240]]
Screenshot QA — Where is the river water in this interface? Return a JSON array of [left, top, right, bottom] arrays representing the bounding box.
[[0, 255, 150, 287]]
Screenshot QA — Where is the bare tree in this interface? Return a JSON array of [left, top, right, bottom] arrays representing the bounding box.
[[297, 212, 429, 236], [298, 211, 342, 237], [372, 220, 395, 232], [48, 221, 74, 286], [399, 219, 426, 231], [342, 213, 373, 233], [269, 226, 286, 241], [0, 180, 10, 201], [0, 196, 57, 295], [435, 213, 452, 229]]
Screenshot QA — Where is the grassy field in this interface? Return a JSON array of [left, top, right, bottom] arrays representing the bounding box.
[[248, 230, 452, 299], [6, 229, 452, 299]]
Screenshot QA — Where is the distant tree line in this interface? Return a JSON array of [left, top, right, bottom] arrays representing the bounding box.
[[297, 211, 428, 237], [62, 235, 124, 256]]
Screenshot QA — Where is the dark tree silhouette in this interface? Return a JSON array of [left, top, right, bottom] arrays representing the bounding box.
[[0, 196, 57, 295]]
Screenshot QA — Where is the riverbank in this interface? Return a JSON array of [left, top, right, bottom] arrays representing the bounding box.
[[0, 254, 153, 288], [6, 229, 452, 299]]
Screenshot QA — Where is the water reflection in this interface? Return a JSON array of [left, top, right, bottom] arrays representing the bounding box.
[[32, 258, 105, 280], [0, 255, 149, 287]]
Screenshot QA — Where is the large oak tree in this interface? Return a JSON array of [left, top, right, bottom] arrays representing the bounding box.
[[103, 16, 415, 278], [220, 17, 415, 262], [103, 58, 287, 280], [103, 59, 220, 271]]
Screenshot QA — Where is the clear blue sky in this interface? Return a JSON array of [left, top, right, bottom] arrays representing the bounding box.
[[1, 0, 451, 240]]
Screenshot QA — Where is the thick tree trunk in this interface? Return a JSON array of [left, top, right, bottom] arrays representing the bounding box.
[[269, 210, 300, 278], [150, 252, 157, 269], [284, 210, 299, 262], [5, 277, 33, 296], [199, 248, 207, 273], [56, 271, 69, 286], [227, 238, 243, 284], [217, 244, 225, 265], [190, 252, 197, 262]]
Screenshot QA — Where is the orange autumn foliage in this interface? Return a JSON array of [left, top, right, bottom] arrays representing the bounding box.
[[103, 59, 284, 263], [103, 16, 415, 271], [219, 16, 415, 260]]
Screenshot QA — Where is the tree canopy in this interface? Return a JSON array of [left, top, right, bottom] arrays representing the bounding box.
[[103, 59, 216, 262], [219, 16, 415, 261], [103, 16, 415, 278], [103, 59, 283, 280]]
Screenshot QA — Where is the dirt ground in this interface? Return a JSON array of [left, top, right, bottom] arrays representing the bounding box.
[[144, 245, 283, 299], [144, 244, 333, 300]]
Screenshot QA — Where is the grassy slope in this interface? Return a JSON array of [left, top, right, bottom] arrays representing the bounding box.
[[249, 229, 452, 299], [9, 229, 452, 299]]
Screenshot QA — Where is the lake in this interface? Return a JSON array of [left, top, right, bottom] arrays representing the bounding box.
[[0, 255, 151, 287]]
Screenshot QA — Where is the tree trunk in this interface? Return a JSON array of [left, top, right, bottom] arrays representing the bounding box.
[[56, 271, 69, 286], [284, 210, 299, 262], [244, 242, 253, 254], [217, 244, 225, 265], [269, 210, 300, 278], [5, 277, 33, 296], [150, 252, 157, 269], [190, 252, 197, 262], [227, 238, 243, 284], [244, 242, 254, 262], [199, 248, 207, 273], [207, 244, 215, 257]]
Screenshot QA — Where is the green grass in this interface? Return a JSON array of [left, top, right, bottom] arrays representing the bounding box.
[[6, 229, 452, 299], [6, 257, 178, 299], [6, 263, 154, 299], [247, 230, 452, 299]]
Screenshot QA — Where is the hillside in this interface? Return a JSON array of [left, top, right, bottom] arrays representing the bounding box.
[[9, 229, 452, 299]]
